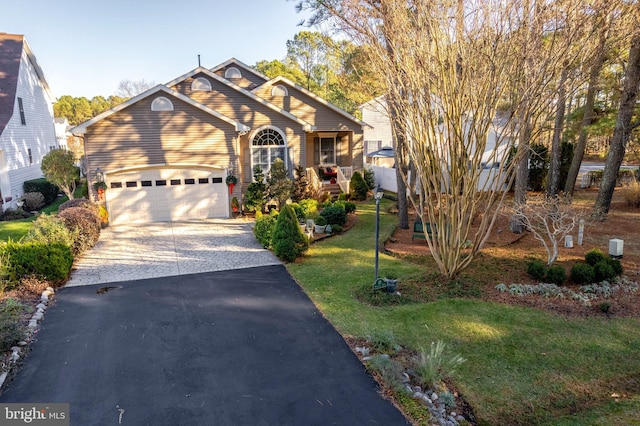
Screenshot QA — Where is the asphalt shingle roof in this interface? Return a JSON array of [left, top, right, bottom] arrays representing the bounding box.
[[0, 33, 24, 136]]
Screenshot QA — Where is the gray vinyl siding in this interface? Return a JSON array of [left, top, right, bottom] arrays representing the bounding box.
[[84, 96, 237, 183], [171, 75, 307, 182], [212, 64, 267, 90]]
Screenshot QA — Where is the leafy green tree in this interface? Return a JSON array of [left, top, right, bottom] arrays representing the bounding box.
[[266, 158, 293, 208], [40, 149, 79, 200]]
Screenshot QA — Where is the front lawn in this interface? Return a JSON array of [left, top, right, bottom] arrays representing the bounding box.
[[0, 193, 73, 242], [286, 198, 640, 425]]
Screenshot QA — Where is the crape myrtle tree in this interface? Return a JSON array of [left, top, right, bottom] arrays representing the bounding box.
[[41, 149, 79, 200], [295, 0, 592, 278]]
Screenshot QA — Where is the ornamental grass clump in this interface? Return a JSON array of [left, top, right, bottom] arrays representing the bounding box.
[[272, 204, 309, 262], [414, 340, 465, 389]]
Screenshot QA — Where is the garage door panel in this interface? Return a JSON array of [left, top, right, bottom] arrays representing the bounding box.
[[106, 168, 227, 225]]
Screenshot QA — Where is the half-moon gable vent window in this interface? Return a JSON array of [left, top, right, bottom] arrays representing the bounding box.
[[271, 85, 288, 96], [225, 67, 242, 79], [191, 77, 212, 91], [151, 96, 174, 111]]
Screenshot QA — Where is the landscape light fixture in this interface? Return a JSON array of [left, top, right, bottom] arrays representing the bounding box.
[[374, 186, 384, 284]]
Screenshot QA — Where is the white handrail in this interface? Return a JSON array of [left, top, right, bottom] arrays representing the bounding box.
[[306, 167, 322, 192], [337, 166, 351, 194]]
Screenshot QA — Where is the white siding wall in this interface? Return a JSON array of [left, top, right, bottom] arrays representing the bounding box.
[[0, 48, 57, 208], [361, 98, 394, 164]]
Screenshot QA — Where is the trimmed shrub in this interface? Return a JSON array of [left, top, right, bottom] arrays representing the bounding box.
[[334, 200, 356, 214], [526, 259, 547, 281], [320, 205, 347, 226], [349, 171, 369, 201], [23, 214, 74, 247], [20, 192, 45, 211], [290, 203, 306, 222], [58, 198, 99, 216], [1, 208, 30, 221], [594, 261, 616, 282], [607, 258, 623, 275], [545, 265, 566, 285], [585, 248, 607, 266], [253, 211, 278, 249], [330, 224, 343, 234], [1, 241, 73, 286], [23, 178, 59, 205], [273, 204, 309, 262], [58, 206, 101, 255], [298, 198, 319, 219], [570, 263, 595, 284], [315, 216, 327, 226]]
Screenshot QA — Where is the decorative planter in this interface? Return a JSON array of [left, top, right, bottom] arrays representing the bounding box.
[[314, 224, 326, 233]]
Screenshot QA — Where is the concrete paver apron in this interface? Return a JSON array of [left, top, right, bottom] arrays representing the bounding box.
[[66, 219, 281, 287]]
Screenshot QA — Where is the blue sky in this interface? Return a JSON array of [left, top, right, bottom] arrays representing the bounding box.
[[1, 0, 311, 99]]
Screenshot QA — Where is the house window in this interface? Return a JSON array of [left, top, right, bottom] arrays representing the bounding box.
[[224, 67, 242, 79], [365, 140, 382, 155], [271, 85, 288, 96], [251, 126, 287, 176], [212, 177, 223, 183], [27, 148, 33, 165], [191, 77, 212, 92], [18, 98, 26, 125], [141, 181, 152, 187], [151, 97, 173, 111], [110, 182, 123, 188], [320, 137, 335, 165]]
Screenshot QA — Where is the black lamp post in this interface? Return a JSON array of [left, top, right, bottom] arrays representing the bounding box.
[[374, 186, 384, 284]]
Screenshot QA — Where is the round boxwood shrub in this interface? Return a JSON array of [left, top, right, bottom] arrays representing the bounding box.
[[545, 265, 566, 285], [58, 206, 101, 255], [570, 263, 595, 284], [349, 171, 369, 201], [526, 259, 547, 281], [593, 260, 616, 282], [585, 248, 607, 266], [320, 205, 347, 226], [607, 258, 623, 275], [273, 204, 309, 262], [253, 211, 278, 249]]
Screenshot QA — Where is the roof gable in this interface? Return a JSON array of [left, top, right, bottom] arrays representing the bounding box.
[[0, 34, 24, 135], [70, 85, 250, 135], [166, 67, 315, 131], [210, 58, 269, 83], [255, 76, 369, 129], [0, 33, 54, 136]]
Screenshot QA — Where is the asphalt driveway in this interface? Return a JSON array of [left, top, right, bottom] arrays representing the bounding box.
[[1, 266, 408, 425], [67, 219, 281, 286]]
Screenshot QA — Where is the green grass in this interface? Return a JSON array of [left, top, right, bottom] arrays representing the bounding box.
[[287, 198, 640, 425], [0, 193, 70, 242]]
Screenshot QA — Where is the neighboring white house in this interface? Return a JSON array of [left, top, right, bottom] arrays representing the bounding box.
[[0, 33, 57, 210], [54, 117, 70, 150], [360, 96, 515, 192], [360, 96, 395, 166]]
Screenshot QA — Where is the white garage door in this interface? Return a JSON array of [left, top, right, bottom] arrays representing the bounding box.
[[106, 168, 228, 225]]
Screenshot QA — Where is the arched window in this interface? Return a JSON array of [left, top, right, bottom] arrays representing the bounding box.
[[151, 96, 173, 111], [251, 127, 287, 176], [191, 77, 212, 91], [271, 84, 288, 97], [224, 66, 242, 79]]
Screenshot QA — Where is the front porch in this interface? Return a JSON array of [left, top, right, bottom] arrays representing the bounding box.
[[305, 130, 359, 197]]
